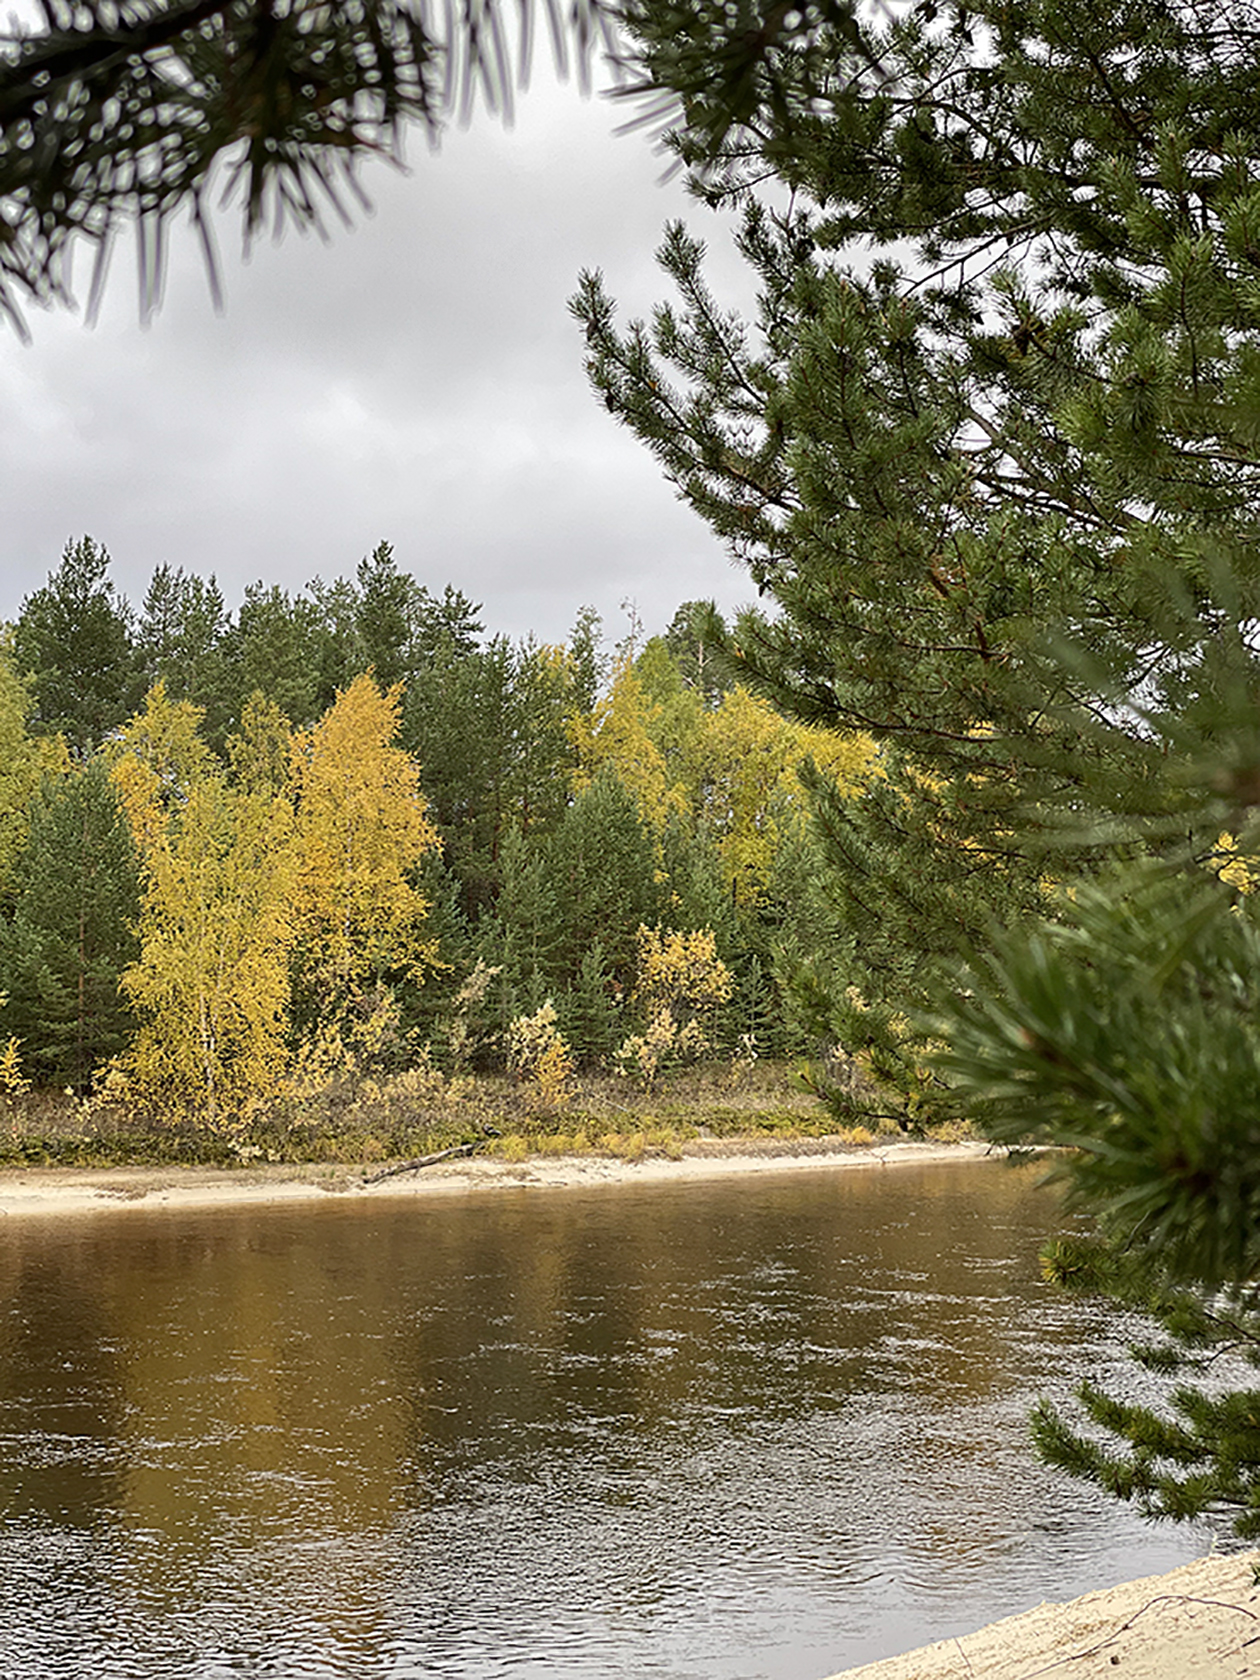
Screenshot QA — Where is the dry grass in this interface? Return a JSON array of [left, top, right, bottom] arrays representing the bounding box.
[[0, 1060, 970, 1169]]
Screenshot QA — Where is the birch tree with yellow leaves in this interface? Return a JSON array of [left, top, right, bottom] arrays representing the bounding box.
[[289, 674, 439, 1034], [109, 674, 438, 1121], [110, 687, 296, 1122], [119, 768, 296, 1122]]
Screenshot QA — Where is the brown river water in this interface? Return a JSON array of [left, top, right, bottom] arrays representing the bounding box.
[[0, 1158, 1212, 1679]]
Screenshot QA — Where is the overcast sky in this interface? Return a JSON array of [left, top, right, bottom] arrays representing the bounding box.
[[1, 64, 759, 649]]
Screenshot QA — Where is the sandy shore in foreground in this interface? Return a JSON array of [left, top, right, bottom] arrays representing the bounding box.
[[823, 1551, 1260, 1680], [0, 1137, 996, 1218]]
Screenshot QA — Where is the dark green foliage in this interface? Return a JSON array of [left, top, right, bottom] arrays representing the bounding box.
[[663, 600, 731, 705], [136, 564, 232, 738], [355, 542, 417, 690], [485, 825, 563, 1019], [546, 766, 664, 991], [217, 582, 325, 733], [15, 537, 141, 752], [1019, 1236, 1260, 1539], [658, 814, 736, 940], [410, 582, 484, 667], [572, 0, 1260, 1091], [938, 866, 1260, 1290], [304, 575, 365, 717], [354, 541, 483, 687], [557, 941, 622, 1065], [136, 564, 227, 693], [0, 0, 618, 332], [403, 637, 519, 918], [402, 635, 573, 919], [0, 762, 142, 1090], [935, 857, 1260, 1540]]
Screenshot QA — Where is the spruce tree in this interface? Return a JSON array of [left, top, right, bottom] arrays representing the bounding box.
[[546, 766, 665, 994], [557, 941, 622, 1067], [486, 826, 563, 1021]]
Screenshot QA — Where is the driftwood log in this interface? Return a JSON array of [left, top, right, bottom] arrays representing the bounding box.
[[362, 1142, 478, 1185]]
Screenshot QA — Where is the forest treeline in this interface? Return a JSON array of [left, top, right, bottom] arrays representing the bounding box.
[[0, 534, 875, 1127]]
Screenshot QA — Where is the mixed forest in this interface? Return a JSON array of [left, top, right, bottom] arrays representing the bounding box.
[[0, 535, 876, 1141], [14, 0, 1260, 1536]]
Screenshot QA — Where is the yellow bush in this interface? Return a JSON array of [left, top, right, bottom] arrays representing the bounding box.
[[0, 1036, 29, 1097], [507, 1001, 574, 1109]]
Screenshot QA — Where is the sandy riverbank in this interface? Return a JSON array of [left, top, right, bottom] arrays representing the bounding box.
[[0, 1136, 996, 1218], [822, 1551, 1260, 1680]]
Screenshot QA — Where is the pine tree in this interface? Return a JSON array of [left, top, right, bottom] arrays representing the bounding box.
[[575, 0, 1260, 1525], [355, 542, 421, 690], [0, 761, 141, 1090], [402, 632, 577, 920], [136, 565, 228, 714], [574, 0, 1260, 1099], [217, 583, 324, 734], [15, 537, 141, 753]]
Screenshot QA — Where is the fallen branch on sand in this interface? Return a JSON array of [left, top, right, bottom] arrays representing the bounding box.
[[362, 1143, 478, 1184], [1014, 1591, 1260, 1679]]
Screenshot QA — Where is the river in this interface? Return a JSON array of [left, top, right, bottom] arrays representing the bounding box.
[[0, 1157, 1211, 1678]]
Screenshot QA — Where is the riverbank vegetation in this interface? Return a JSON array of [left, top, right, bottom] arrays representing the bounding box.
[[0, 540, 898, 1153], [0, 1056, 911, 1171]]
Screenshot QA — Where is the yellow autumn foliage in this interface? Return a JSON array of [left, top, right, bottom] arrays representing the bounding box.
[[112, 672, 441, 1123], [0, 640, 69, 891], [572, 639, 876, 910], [108, 680, 215, 856], [570, 653, 690, 828], [120, 773, 297, 1122], [290, 673, 440, 1002]]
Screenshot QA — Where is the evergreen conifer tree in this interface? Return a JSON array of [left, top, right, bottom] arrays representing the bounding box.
[[574, 0, 1260, 1526], [486, 826, 563, 1021], [547, 766, 665, 993], [16, 538, 141, 753], [1, 1, 851, 332], [574, 0, 1260, 1100], [557, 940, 622, 1066], [0, 761, 141, 1090], [136, 565, 228, 703]]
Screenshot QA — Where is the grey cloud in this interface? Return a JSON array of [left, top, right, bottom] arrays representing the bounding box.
[[1, 75, 755, 647]]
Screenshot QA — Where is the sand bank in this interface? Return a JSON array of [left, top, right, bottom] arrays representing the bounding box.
[[0, 1137, 995, 1219], [823, 1551, 1260, 1680]]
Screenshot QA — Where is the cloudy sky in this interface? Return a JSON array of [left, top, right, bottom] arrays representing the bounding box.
[[0, 60, 759, 649]]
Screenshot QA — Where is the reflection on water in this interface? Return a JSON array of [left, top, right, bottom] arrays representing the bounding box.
[[0, 1160, 1210, 1679]]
